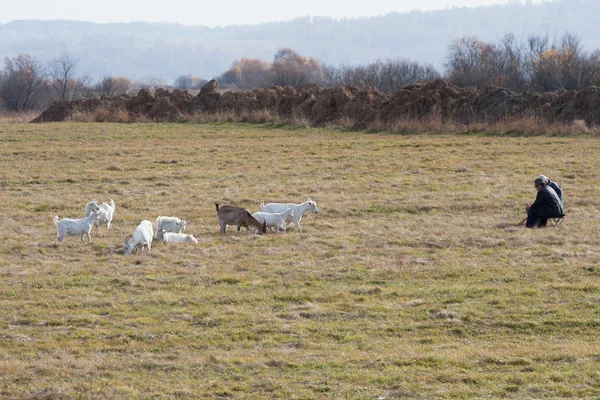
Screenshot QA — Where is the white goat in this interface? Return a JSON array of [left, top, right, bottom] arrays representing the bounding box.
[[155, 216, 189, 239], [84, 199, 115, 229], [160, 232, 198, 244], [53, 210, 102, 243], [252, 208, 294, 233], [259, 197, 319, 233], [123, 220, 153, 254]]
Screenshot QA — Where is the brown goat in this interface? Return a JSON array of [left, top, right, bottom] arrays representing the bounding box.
[[215, 203, 267, 234]]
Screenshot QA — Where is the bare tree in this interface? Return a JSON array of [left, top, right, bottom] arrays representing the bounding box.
[[236, 58, 270, 89], [526, 33, 600, 91], [217, 58, 270, 89], [267, 48, 323, 88], [95, 75, 131, 97], [525, 34, 555, 91], [174, 75, 207, 90], [322, 59, 439, 93], [445, 36, 501, 88], [75, 74, 93, 98], [444, 32, 600, 91], [322, 64, 344, 87], [96, 75, 117, 96], [0, 53, 46, 111], [127, 77, 166, 95], [175, 75, 193, 90], [555, 33, 600, 90], [496, 33, 527, 90], [48, 52, 81, 101]]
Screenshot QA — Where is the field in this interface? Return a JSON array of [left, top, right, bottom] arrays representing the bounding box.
[[1, 122, 599, 399]]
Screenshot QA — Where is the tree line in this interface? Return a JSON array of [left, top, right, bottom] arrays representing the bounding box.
[[445, 33, 600, 91], [2, 32, 600, 113]]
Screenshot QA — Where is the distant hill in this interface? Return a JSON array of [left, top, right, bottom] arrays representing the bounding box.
[[1, 0, 599, 83]]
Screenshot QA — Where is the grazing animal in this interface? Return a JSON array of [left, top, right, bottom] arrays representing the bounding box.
[[160, 231, 199, 244], [259, 197, 319, 233], [155, 216, 189, 239], [123, 220, 153, 254], [84, 199, 115, 229], [215, 203, 267, 235], [252, 208, 295, 233], [53, 210, 102, 243]]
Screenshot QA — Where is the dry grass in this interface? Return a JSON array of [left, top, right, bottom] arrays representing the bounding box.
[[0, 111, 39, 124], [190, 110, 281, 125], [36, 103, 600, 137], [371, 115, 600, 136], [1, 122, 600, 398]]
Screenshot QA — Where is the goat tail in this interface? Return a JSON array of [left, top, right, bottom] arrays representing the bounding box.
[[53, 216, 59, 226], [109, 199, 115, 209], [215, 203, 220, 212]]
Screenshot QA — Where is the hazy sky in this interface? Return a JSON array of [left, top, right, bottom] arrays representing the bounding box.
[[0, 0, 547, 27]]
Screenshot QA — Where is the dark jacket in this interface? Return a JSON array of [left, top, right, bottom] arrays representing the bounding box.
[[547, 180, 562, 203], [530, 185, 564, 217]]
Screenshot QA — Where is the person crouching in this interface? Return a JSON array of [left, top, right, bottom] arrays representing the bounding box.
[[525, 176, 564, 228]]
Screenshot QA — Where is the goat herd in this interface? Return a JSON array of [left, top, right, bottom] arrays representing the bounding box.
[[52, 197, 319, 254]]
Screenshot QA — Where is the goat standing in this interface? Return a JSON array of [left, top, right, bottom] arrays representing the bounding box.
[[252, 208, 294, 233], [123, 220, 153, 254], [259, 197, 318, 233], [215, 203, 267, 234], [54, 210, 102, 243], [84, 199, 115, 229]]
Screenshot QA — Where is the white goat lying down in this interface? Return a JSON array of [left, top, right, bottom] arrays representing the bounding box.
[[160, 232, 198, 244], [84, 199, 115, 229], [155, 216, 189, 240], [54, 210, 102, 243], [259, 197, 319, 233], [123, 220, 153, 254], [252, 208, 294, 233]]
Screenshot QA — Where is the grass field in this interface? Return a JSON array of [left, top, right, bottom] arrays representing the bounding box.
[[1, 121, 599, 399]]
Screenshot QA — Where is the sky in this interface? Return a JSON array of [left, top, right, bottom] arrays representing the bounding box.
[[0, 0, 547, 27]]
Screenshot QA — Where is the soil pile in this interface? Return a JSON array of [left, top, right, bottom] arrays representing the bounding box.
[[31, 79, 600, 126]]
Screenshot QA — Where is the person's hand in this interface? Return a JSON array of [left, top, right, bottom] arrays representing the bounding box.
[[525, 203, 531, 211]]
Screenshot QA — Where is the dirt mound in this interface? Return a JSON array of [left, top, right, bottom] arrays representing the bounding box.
[[199, 79, 218, 96], [31, 101, 74, 123], [148, 96, 183, 122], [30, 80, 600, 127], [377, 80, 477, 123], [128, 88, 155, 115]]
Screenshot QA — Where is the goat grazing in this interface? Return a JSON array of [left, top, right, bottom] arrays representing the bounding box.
[[155, 216, 189, 239], [123, 220, 153, 254], [259, 197, 319, 233], [84, 199, 115, 229], [160, 232, 199, 244], [53, 210, 102, 243], [252, 208, 295, 233], [215, 203, 267, 234]]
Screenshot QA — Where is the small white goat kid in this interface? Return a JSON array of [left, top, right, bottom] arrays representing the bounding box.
[[259, 197, 319, 233], [123, 220, 153, 254], [54, 210, 102, 243], [84, 199, 115, 229], [155, 216, 189, 240], [252, 208, 295, 233], [160, 232, 199, 244]]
